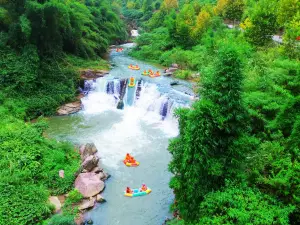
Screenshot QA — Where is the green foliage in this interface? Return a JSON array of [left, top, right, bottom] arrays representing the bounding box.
[[130, 0, 300, 224], [223, 0, 245, 21], [169, 45, 249, 222], [62, 189, 83, 217], [174, 70, 192, 80], [197, 184, 295, 225], [0, 0, 126, 58], [130, 27, 173, 61], [243, 0, 278, 46], [47, 214, 76, 225], [0, 110, 80, 225]]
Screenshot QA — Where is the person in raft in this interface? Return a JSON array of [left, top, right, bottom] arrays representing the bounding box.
[[129, 64, 133, 67], [126, 187, 133, 194], [139, 183, 147, 192], [124, 153, 131, 162], [124, 153, 136, 163], [129, 156, 136, 163]]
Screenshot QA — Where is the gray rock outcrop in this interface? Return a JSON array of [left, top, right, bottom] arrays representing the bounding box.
[[75, 173, 105, 198]]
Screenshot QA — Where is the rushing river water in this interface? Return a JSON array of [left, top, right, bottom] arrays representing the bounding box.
[[46, 43, 194, 225]]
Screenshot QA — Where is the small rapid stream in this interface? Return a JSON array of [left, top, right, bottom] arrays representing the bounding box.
[[46, 43, 194, 225]]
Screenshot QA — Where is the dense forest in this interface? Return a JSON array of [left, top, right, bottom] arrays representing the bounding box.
[[1, 0, 299, 224], [124, 0, 300, 224], [0, 0, 126, 224]]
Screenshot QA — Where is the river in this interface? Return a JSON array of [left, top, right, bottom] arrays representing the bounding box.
[[46, 43, 194, 225]]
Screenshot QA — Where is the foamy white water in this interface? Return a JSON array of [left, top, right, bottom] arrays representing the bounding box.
[[80, 79, 182, 168]]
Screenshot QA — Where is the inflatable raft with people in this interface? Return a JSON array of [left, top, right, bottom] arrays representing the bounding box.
[[142, 69, 161, 77], [128, 64, 140, 70], [124, 184, 151, 197], [128, 77, 136, 88], [123, 153, 139, 167]]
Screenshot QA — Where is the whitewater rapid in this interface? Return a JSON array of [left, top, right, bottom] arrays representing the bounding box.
[[46, 43, 193, 225]]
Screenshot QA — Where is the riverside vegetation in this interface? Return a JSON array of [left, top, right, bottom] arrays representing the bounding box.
[[0, 0, 299, 225], [0, 0, 126, 224], [124, 0, 300, 224]]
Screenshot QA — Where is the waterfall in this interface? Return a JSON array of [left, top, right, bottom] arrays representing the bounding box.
[[82, 80, 95, 95], [135, 79, 142, 100], [106, 80, 114, 94], [160, 99, 169, 120], [81, 77, 187, 120]]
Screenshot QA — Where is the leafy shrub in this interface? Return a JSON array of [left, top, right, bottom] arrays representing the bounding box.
[[47, 214, 76, 225], [62, 189, 83, 216], [197, 185, 295, 225], [0, 184, 52, 225], [174, 70, 192, 80], [0, 110, 80, 225]]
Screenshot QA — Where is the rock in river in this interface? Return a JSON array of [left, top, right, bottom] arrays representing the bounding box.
[[57, 101, 81, 115], [80, 143, 98, 160], [81, 69, 109, 80], [75, 173, 105, 198], [79, 197, 96, 210], [96, 194, 106, 203], [81, 155, 99, 172]]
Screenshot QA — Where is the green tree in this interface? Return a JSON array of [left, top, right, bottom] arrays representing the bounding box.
[[161, 0, 179, 12], [142, 0, 153, 12], [223, 0, 245, 21], [277, 0, 300, 27], [243, 0, 278, 46], [169, 44, 249, 222], [215, 0, 245, 21], [197, 184, 295, 224], [173, 4, 196, 48]]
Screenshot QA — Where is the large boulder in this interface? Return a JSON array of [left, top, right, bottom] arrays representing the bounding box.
[[80, 69, 109, 80], [49, 196, 61, 213], [81, 155, 99, 172], [79, 197, 96, 210], [171, 63, 179, 68], [57, 102, 81, 115], [166, 67, 178, 73], [75, 173, 105, 198], [80, 143, 98, 160]]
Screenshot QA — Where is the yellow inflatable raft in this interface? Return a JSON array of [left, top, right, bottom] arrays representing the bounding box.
[[128, 77, 136, 87], [149, 72, 161, 78], [124, 188, 152, 197], [128, 65, 140, 70], [123, 160, 140, 167]]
